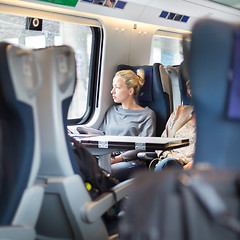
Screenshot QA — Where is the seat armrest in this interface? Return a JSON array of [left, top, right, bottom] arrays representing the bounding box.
[[12, 185, 44, 227], [137, 152, 158, 160], [81, 179, 133, 223], [0, 226, 35, 240]]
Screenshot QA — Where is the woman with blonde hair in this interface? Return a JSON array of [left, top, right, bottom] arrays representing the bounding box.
[[100, 68, 156, 165]]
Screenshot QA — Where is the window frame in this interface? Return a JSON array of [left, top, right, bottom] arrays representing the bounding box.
[[0, 1, 103, 125], [67, 26, 103, 125]]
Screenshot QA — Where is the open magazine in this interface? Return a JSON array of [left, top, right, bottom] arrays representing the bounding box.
[[76, 126, 104, 136], [67, 126, 104, 139]]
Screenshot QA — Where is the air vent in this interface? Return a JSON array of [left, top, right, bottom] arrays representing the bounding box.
[[159, 10, 190, 23], [160, 11, 168, 18], [167, 12, 176, 19], [174, 14, 183, 21], [115, 1, 127, 9], [181, 15, 190, 22]]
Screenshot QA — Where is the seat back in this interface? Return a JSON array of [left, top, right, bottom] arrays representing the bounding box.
[[0, 42, 43, 232], [32, 46, 113, 240], [164, 65, 182, 111], [35, 46, 77, 177], [158, 64, 173, 113], [0, 44, 130, 240], [117, 64, 170, 136], [178, 61, 192, 105], [189, 19, 240, 168]]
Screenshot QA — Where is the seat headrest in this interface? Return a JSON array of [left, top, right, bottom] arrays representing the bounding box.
[[137, 67, 152, 102], [227, 29, 240, 120], [116, 64, 153, 101]]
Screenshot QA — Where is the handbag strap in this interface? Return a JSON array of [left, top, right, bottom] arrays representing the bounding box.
[[178, 173, 240, 235]]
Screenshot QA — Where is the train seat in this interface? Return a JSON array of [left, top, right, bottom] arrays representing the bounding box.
[[25, 45, 132, 240], [111, 63, 171, 181], [116, 63, 170, 136], [0, 42, 44, 239], [189, 19, 240, 168], [159, 61, 192, 113], [117, 19, 240, 240], [163, 64, 181, 111]]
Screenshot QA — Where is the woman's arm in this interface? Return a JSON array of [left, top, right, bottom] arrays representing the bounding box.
[[183, 160, 194, 170], [111, 155, 123, 164]]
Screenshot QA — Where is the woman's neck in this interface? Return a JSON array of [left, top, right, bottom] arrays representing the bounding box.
[[122, 99, 143, 110]]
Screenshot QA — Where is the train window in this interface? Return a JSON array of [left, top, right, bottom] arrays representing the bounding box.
[[208, 0, 240, 10], [150, 32, 184, 66], [0, 12, 100, 122]]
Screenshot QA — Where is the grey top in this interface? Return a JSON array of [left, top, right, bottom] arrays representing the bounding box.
[[99, 105, 156, 160]]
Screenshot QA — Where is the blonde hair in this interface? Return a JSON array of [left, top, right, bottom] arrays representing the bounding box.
[[115, 69, 145, 97]]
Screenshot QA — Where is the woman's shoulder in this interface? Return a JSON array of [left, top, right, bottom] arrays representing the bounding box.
[[169, 105, 193, 123], [174, 105, 193, 116], [176, 105, 193, 112], [144, 106, 156, 118], [104, 105, 119, 119], [143, 106, 153, 113]]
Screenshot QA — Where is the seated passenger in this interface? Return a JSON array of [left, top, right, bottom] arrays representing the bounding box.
[[155, 81, 195, 171], [99, 68, 156, 164]]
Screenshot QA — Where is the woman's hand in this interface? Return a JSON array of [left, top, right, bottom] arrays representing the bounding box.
[[183, 160, 194, 170], [166, 153, 188, 165], [111, 155, 123, 164]]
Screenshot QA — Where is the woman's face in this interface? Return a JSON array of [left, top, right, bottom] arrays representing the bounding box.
[[111, 75, 133, 104]]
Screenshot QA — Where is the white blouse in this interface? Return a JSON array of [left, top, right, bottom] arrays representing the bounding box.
[[172, 121, 196, 163]]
